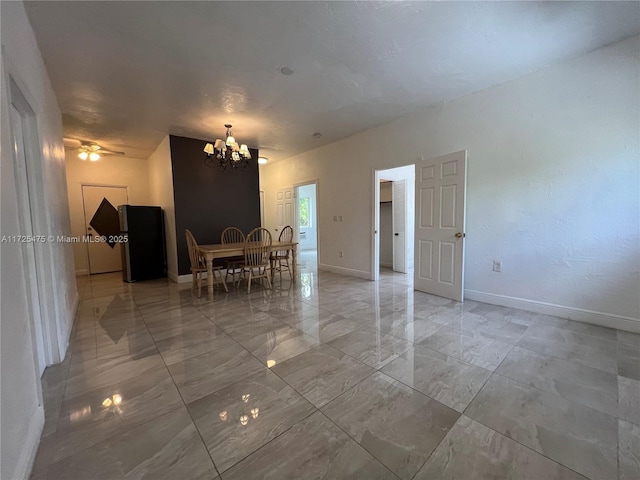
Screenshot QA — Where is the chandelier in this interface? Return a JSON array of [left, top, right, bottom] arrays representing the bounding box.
[[203, 124, 251, 171]]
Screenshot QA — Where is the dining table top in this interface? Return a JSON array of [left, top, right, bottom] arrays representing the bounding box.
[[198, 240, 297, 256]]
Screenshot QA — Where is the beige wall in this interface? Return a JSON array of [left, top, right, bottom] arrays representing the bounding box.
[[147, 136, 178, 281], [380, 182, 392, 203], [260, 36, 640, 331], [65, 152, 151, 274]]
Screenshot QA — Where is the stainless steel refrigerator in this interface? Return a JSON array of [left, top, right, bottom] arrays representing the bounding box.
[[119, 205, 167, 282]]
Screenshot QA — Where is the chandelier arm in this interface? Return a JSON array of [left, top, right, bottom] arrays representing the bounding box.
[[204, 124, 249, 171]]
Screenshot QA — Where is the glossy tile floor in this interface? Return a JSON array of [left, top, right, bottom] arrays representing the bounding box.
[[31, 259, 639, 479]]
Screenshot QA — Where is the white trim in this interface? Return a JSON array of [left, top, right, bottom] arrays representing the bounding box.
[[259, 190, 265, 227], [60, 289, 80, 353], [319, 263, 372, 280], [177, 272, 230, 286], [12, 406, 44, 480], [70, 290, 80, 326], [167, 271, 180, 283], [372, 169, 380, 282], [78, 182, 129, 188], [176, 273, 194, 284], [465, 289, 640, 334]]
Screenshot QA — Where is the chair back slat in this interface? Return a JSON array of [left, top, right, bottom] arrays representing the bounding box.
[[185, 229, 202, 269], [275, 225, 293, 256], [279, 225, 293, 243], [245, 227, 272, 267], [221, 226, 245, 245]]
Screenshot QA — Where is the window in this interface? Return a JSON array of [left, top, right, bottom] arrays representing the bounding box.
[[299, 197, 311, 228]]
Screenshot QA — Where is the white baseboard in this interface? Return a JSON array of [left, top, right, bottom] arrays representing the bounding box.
[[69, 290, 79, 325], [176, 273, 225, 285], [167, 271, 179, 283], [464, 289, 640, 334], [13, 405, 44, 480], [61, 290, 80, 356], [318, 263, 372, 280]]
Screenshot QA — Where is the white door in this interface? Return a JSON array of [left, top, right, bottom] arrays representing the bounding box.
[[275, 187, 294, 237], [414, 151, 467, 301], [82, 185, 128, 274], [392, 179, 407, 273]]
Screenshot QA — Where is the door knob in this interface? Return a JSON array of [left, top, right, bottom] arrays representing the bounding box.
[[455, 232, 465, 238], [394, 233, 399, 236]]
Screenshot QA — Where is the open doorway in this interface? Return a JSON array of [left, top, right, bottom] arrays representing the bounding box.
[[8, 77, 61, 375], [294, 181, 319, 274], [373, 165, 415, 282]]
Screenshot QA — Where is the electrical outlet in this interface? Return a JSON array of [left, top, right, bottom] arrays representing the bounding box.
[[339, 251, 343, 258], [333, 216, 337, 221], [493, 261, 502, 273], [339, 216, 343, 222]]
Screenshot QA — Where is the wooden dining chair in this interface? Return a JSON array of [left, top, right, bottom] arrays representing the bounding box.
[[221, 226, 246, 286], [185, 229, 227, 297], [270, 225, 293, 280], [239, 227, 272, 293]]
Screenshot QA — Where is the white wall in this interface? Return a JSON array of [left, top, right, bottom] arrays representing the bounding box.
[[147, 136, 178, 281], [260, 36, 640, 330], [1, 2, 78, 478], [65, 152, 151, 274], [297, 183, 317, 250]]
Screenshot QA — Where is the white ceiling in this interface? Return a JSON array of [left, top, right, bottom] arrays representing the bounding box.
[[24, 1, 640, 162]]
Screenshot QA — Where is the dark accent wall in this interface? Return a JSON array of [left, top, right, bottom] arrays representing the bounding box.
[[170, 135, 261, 275]]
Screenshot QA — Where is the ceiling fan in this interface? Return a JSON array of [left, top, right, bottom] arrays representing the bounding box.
[[63, 137, 125, 161]]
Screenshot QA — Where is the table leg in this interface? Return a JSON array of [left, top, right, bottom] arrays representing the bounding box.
[[270, 255, 275, 281], [206, 257, 214, 300], [291, 245, 297, 282]]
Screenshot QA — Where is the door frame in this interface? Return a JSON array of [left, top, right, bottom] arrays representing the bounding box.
[[80, 183, 129, 274], [372, 166, 414, 281], [6, 74, 61, 373], [293, 179, 320, 266]]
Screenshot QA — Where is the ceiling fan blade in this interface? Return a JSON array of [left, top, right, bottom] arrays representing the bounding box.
[[100, 149, 126, 156], [63, 137, 83, 148]]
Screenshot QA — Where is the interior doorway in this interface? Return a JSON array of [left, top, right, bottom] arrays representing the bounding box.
[[8, 77, 60, 374], [294, 181, 319, 272], [373, 165, 415, 282]]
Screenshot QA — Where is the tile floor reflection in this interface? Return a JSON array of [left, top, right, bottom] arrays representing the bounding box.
[[30, 264, 639, 479]]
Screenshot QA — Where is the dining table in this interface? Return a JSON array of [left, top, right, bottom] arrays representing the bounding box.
[[198, 240, 298, 300]]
